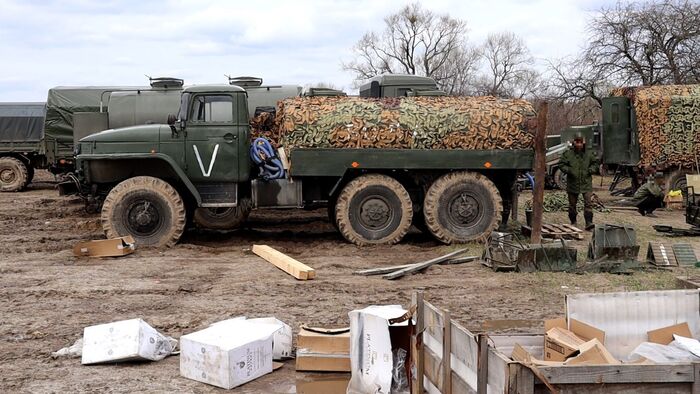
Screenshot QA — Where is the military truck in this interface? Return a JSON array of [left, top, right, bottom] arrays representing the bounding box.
[[63, 83, 533, 247], [0, 78, 185, 191], [360, 74, 445, 97], [0, 103, 46, 190]]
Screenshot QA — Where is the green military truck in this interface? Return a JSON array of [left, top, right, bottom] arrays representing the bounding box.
[[64, 83, 533, 247], [0, 103, 46, 190]]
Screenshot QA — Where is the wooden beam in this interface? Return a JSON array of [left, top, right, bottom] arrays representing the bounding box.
[[477, 334, 488, 394], [531, 102, 548, 244], [383, 248, 468, 280], [251, 245, 315, 280], [443, 309, 452, 394], [538, 364, 695, 384], [411, 291, 425, 394]]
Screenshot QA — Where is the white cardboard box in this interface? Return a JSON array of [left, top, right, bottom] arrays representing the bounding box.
[[210, 317, 292, 360], [347, 305, 409, 394], [81, 318, 173, 365], [180, 320, 278, 389]]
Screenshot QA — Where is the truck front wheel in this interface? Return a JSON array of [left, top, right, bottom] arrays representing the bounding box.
[[193, 198, 252, 230], [423, 171, 502, 244], [0, 157, 28, 192], [101, 176, 186, 247], [335, 174, 412, 245]]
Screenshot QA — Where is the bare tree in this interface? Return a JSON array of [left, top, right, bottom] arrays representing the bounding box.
[[550, 0, 700, 106], [342, 3, 479, 94], [474, 31, 540, 98]]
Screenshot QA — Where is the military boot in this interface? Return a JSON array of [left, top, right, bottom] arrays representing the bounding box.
[[584, 212, 594, 231], [568, 211, 577, 225]]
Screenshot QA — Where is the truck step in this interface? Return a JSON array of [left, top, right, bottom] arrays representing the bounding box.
[[195, 183, 238, 207]]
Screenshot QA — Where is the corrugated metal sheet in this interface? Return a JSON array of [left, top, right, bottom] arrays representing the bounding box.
[[566, 289, 700, 360]]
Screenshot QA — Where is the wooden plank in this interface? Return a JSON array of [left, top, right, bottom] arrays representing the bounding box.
[[354, 256, 479, 275], [450, 371, 472, 394], [538, 364, 695, 384], [451, 320, 479, 390], [425, 301, 445, 343], [424, 345, 444, 392], [692, 362, 700, 394], [477, 334, 488, 394], [443, 309, 452, 394], [383, 248, 468, 280], [251, 244, 315, 280], [507, 363, 534, 394], [412, 291, 425, 394]]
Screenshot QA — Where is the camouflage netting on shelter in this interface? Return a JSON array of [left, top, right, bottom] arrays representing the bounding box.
[[250, 96, 537, 151], [611, 85, 700, 168]]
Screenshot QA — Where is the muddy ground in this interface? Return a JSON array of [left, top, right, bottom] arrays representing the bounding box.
[[1, 171, 699, 393]]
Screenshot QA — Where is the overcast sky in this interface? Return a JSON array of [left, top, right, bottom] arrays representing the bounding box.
[[0, 0, 609, 101]]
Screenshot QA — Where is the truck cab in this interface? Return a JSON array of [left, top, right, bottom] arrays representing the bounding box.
[[359, 74, 445, 97]]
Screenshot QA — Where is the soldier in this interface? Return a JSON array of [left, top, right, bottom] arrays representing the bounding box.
[[559, 134, 599, 230], [630, 172, 665, 216]]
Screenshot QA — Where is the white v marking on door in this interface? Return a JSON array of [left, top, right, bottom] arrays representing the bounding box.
[[192, 144, 220, 177]]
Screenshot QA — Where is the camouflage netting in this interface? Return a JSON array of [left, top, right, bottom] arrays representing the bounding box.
[[611, 85, 700, 168], [250, 96, 537, 151]]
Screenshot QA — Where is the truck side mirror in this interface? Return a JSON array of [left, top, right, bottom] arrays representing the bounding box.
[[167, 114, 179, 137]]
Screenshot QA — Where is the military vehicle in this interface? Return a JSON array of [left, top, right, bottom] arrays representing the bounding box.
[[0, 103, 46, 191], [359, 74, 445, 97], [0, 78, 185, 191], [62, 82, 533, 248]]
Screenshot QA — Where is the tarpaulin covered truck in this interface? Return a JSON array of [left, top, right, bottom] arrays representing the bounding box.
[[64, 82, 535, 247], [0, 78, 184, 191]]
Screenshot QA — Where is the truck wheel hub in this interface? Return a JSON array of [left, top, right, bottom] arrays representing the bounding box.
[[0, 168, 15, 183], [127, 200, 160, 235], [449, 192, 479, 225], [360, 197, 391, 229]]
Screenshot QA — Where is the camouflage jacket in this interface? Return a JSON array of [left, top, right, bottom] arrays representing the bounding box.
[[559, 147, 599, 194]]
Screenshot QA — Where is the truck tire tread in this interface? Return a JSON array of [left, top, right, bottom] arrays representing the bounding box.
[[193, 198, 252, 230], [101, 176, 186, 247], [0, 157, 28, 192], [423, 171, 502, 244], [335, 174, 412, 246]]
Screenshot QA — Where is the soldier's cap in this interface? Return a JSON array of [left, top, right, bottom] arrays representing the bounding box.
[[573, 132, 584, 141], [654, 172, 665, 179]]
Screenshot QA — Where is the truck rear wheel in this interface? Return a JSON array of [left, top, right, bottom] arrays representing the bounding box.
[[335, 174, 412, 245], [423, 171, 502, 244], [193, 198, 252, 230], [101, 176, 186, 248], [0, 157, 28, 192]]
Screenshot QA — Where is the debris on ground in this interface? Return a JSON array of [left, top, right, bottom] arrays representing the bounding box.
[[525, 192, 610, 213], [81, 318, 177, 365], [72, 236, 136, 257], [353, 248, 477, 278], [252, 244, 316, 280], [51, 338, 83, 359], [180, 317, 288, 389], [483, 232, 577, 272]]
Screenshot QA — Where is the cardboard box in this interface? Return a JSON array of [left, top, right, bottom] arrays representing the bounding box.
[[296, 350, 351, 372], [648, 322, 692, 345], [543, 318, 606, 361], [297, 326, 350, 354], [73, 236, 135, 257], [665, 193, 684, 210], [81, 318, 173, 364], [210, 317, 292, 360], [347, 305, 412, 394], [566, 338, 620, 365], [296, 376, 350, 394], [179, 320, 278, 389]]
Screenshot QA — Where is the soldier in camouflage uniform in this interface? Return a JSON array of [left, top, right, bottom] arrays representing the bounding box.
[[559, 134, 599, 230]]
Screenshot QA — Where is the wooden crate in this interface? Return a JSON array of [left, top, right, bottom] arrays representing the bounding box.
[[410, 291, 700, 394]]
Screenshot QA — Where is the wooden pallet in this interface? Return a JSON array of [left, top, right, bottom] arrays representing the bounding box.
[[522, 223, 584, 240], [646, 242, 677, 267]]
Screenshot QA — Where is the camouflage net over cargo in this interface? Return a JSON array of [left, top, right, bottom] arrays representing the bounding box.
[[611, 85, 700, 168], [250, 96, 537, 151]]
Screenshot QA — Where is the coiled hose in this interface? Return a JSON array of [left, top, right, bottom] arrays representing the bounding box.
[[250, 137, 285, 180]]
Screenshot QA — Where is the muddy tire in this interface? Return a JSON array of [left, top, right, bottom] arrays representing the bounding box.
[[423, 171, 502, 244], [0, 157, 28, 192], [335, 174, 412, 245], [101, 176, 186, 247], [193, 198, 252, 230], [667, 169, 692, 206]]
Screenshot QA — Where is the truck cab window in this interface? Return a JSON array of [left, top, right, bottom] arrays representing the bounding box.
[[190, 95, 234, 122]]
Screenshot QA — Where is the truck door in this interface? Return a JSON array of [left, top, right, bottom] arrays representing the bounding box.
[[185, 93, 243, 183]]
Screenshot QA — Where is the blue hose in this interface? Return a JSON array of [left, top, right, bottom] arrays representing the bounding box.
[[525, 172, 535, 189], [250, 137, 285, 180]]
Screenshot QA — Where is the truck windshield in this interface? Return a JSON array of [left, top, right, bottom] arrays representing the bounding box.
[[178, 92, 190, 121]]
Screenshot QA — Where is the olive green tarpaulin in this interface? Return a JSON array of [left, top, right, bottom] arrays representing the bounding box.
[[251, 96, 537, 151], [611, 85, 700, 168]]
